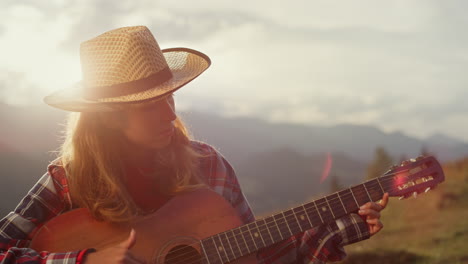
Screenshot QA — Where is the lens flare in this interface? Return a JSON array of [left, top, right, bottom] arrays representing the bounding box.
[[320, 152, 332, 184]]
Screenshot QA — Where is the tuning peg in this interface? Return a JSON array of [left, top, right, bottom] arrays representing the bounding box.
[[413, 192, 418, 198], [416, 155, 425, 160], [424, 187, 431, 193], [399, 194, 411, 200], [410, 158, 416, 163], [401, 160, 411, 166]]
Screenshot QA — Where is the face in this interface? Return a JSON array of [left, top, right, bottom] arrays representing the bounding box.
[[120, 94, 177, 150]]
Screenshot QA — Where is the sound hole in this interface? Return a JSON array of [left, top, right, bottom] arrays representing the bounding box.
[[164, 245, 202, 264]]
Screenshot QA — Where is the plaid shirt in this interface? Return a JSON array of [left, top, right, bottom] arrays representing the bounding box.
[[0, 141, 369, 264]]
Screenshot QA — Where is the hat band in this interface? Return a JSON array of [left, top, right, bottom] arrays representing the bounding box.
[[83, 67, 173, 100]]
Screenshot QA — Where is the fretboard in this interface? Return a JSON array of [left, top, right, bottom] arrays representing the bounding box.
[[201, 177, 390, 264]]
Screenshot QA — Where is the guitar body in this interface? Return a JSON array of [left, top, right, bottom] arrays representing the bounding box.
[[31, 156, 445, 263], [31, 188, 257, 264]]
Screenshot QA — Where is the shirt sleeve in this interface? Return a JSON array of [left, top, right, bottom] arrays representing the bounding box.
[[257, 213, 370, 264], [199, 143, 370, 263], [0, 170, 91, 264], [197, 142, 255, 224]]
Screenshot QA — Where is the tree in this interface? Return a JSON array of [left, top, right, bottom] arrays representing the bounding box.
[[366, 146, 394, 180]]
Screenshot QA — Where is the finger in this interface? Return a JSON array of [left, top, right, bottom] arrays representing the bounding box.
[[360, 202, 383, 212], [121, 229, 137, 249], [366, 218, 380, 225], [358, 209, 381, 219], [379, 193, 389, 209], [368, 219, 384, 235]]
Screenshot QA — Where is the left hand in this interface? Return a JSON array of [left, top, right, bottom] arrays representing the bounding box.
[[358, 192, 389, 236]]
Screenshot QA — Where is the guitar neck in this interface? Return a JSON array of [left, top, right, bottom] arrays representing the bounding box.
[[201, 177, 390, 263]]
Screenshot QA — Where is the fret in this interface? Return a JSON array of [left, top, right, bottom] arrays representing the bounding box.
[[362, 183, 373, 201], [351, 185, 370, 206], [364, 180, 384, 201], [232, 227, 247, 256], [200, 242, 212, 264], [351, 189, 359, 206], [306, 201, 323, 226], [258, 219, 274, 245], [254, 221, 267, 248], [291, 206, 311, 233], [265, 216, 283, 242], [376, 177, 386, 193], [336, 192, 348, 214], [202, 238, 222, 264], [210, 236, 225, 263], [293, 207, 310, 232], [315, 198, 334, 222], [200, 176, 396, 264], [274, 213, 290, 239], [223, 232, 236, 261], [339, 188, 359, 211], [239, 225, 256, 253], [272, 214, 285, 240], [246, 223, 261, 250], [324, 196, 336, 219], [301, 204, 314, 228], [326, 193, 346, 218], [312, 200, 324, 224], [215, 234, 230, 262], [283, 209, 300, 235], [229, 229, 242, 259], [281, 211, 293, 236]]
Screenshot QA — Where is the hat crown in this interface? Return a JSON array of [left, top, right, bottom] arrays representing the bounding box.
[[80, 26, 169, 88]]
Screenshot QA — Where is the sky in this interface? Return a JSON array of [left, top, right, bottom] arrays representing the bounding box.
[[1, 0, 467, 142]]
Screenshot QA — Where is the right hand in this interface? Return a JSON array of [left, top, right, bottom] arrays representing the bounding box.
[[84, 229, 145, 264]]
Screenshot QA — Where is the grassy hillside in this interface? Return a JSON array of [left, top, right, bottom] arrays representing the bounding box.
[[340, 157, 468, 264]]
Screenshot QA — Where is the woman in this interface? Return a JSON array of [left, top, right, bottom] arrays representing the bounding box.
[[0, 26, 387, 264]]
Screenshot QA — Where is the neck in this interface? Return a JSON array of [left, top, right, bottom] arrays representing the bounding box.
[[200, 176, 390, 263]]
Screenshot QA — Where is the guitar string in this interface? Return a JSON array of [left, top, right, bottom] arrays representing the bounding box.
[[163, 166, 438, 264], [158, 171, 414, 260], [170, 178, 427, 264], [164, 170, 430, 264], [164, 175, 402, 264], [162, 168, 431, 264]]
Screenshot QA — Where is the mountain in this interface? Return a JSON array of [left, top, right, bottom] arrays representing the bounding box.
[[426, 133, 466, 146], [236, 148, 367, 214], [180, 111, 468, 164], [0, 103, 65, 157], [0, 148, 46, 213], [0, 103, 467, 215]]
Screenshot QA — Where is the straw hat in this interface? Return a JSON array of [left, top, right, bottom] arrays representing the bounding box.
[[44, 26, 211, 112]]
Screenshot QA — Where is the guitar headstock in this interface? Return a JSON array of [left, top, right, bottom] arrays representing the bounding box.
[[381, 156, 445, 199]]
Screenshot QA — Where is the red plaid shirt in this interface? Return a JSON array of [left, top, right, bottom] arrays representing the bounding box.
[[0, 141, 369, 263]]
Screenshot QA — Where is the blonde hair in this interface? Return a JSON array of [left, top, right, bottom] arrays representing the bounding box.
[[59, 109, 205, 223]]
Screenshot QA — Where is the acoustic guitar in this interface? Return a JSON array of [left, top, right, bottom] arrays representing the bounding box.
[[31, 156, 444, 264]]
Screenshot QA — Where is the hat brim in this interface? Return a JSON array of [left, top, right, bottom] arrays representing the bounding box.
[[44, 48, 211, 112]]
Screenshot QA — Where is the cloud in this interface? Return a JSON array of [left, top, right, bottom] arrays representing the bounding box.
[[0, 0, 467, 142], [0, 70, 44, 105]]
